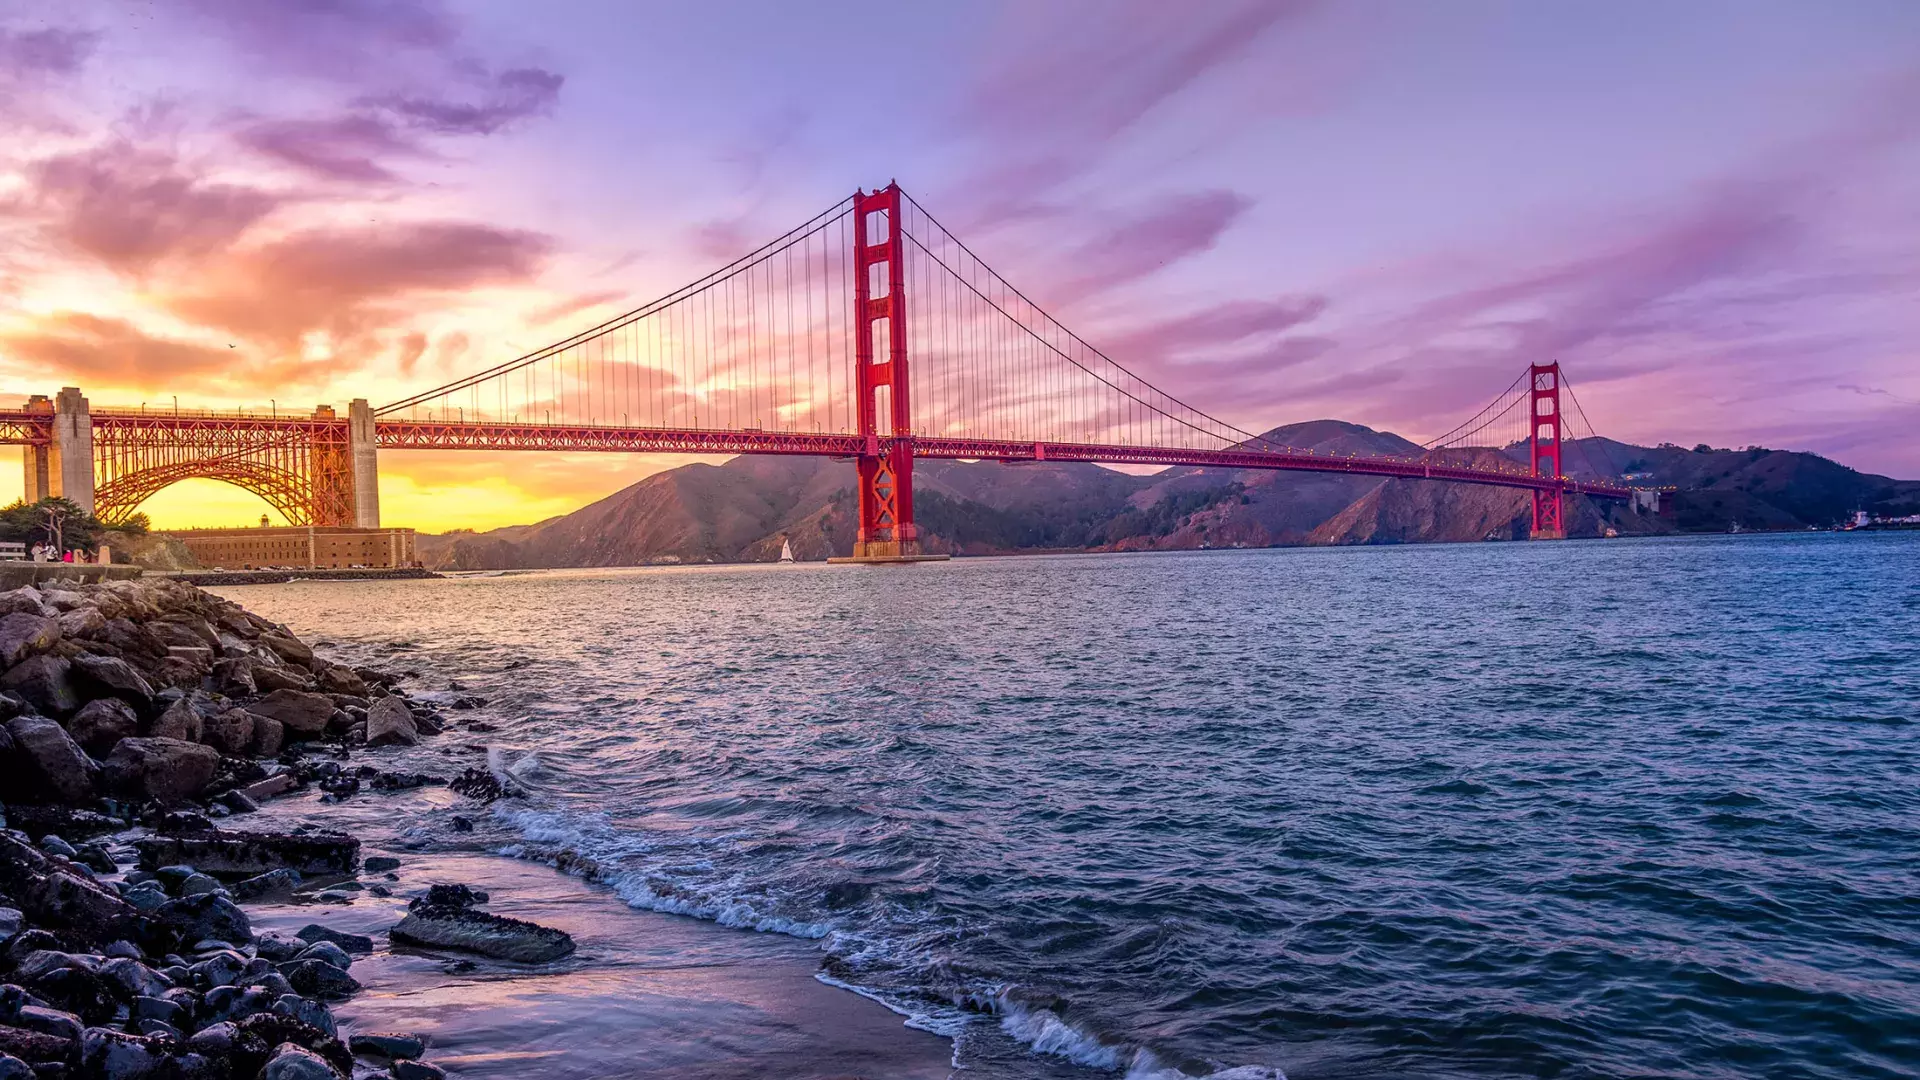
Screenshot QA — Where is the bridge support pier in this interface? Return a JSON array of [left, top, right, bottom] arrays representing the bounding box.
[[50, 387, 94, 516], [348, 398, 380, 528]]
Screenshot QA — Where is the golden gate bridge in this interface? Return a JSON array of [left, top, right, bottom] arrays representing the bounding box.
[[0, 184, 1632, 557]]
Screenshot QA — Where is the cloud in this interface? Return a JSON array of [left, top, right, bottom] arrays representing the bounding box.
[[0, 312, 263, 389], [167, 221, 554, 359], [176, 0, 459, 82], [0, 25, 96, 78], [23, 142, 285, 274], [235, 113, 424, 182], [952, 0, 1312, 221], [371, 67, 564, 135], [1052, 190, 1252, 303]]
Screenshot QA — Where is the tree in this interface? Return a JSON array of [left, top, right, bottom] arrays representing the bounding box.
[[0, 496, 111, 552]]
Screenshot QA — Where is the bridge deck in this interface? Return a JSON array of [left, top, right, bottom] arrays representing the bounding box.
[[0, 412, 1632, 500]]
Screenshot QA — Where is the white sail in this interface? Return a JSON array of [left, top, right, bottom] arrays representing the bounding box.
[[778, 539, 795, 562]]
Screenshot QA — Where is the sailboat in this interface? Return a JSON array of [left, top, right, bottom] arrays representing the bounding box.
[[777, 538, 796, 563]]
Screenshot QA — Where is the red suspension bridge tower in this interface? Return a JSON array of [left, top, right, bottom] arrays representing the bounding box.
[[1529, 362, 1565, 540], [838, 183, 936, 562]]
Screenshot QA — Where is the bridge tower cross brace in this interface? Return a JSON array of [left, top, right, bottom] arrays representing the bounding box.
[[849, 184, 921, 559], [1529, 361, 1565, 539]]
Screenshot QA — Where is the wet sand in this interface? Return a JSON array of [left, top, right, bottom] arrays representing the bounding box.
[[246, 795, 955, 1079]]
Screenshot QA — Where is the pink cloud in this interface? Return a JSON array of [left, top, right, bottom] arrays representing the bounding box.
[[23, 142, 284, 274]]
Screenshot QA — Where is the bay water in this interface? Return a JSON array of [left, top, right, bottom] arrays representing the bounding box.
[[216, 532, 1920, 1079]]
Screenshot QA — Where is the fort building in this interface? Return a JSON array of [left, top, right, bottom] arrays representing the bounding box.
[[171, 523, 417, 570]]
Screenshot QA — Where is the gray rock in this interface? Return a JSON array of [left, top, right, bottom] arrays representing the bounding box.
[[228, 868, 302, 901], [66, 697, 139, 757], [136, 831, 358, 877], [73, 843, 116, 874], [262, 1041, 341, 1080], [294, 924, 374, 955], [259, 632, 315, 667], [36, 835, 75, 859], [134, 1018, 182, 1040], [78, 1027, 183, 1080], [177, 872, 220, 897], [209, 656, 257, 697], [104, 958, 173, 999], [0, 655, 77, 717], [349, 1032, 425, 1060], [280, 960, 360, 1001], [15, 1003, 82, 1041], [131, 994, 182, 1025], [274, 994, 336, 1037], [363, 696, 418, 747], [155, 892, 250, 947], [254, 935, 306, 963], [254, 971, 296, 998], [0, 589, 46, 618], [250, 716, 286, 757], [54, 606, 105, 640], [314, 665, 366, 696], [293, 941, 351, 971], [121, 881, 168, 911], [192, 952, 247, 988], [199, 708, 254, 755], [155, 864, 199, 891], [0, 909, 19, 939], [186, 1020, 238, 1057], [389, 904, 576, 963], [0, 1052, 30, 1079], [147, 695, 203, 743], [101, 737, 221, 803], [0, 614, 59, 668], [245, 690, 334, 739], [4, 715, 96, 803], [392, 1059, 447, 1080], [363, 856, 401, 872], [69, 654, 155, 711]]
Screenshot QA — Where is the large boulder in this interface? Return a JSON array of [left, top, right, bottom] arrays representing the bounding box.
[[0, 614, 59, 668], [314, 665, 366, 696], [69, 654, 155, 711], [102, 618, 168, 664], [259, 632, 314, 668], [0, 831, 146, 945], [250, 717, 285, 757], [101, 737, 220, 804], [245, 690, 333, 739], [147, 696, 202, 743], [0, 589, 47, 617], [389, 903, 575, 963], [253, 664, 310, 693], [363, 697, 417, 747], [134, 829, 360, 877], [155, 892, 250, 946], [200, 709, 254, 755], [65, 699, 138, 757], [0, 656, 77, 718], [210, 657, 257, 697], [5, 716, 97, 803], [53, 606, 104, 640]]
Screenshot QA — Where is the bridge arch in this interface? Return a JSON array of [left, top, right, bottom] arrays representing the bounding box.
[[94, 460, 318, 526]]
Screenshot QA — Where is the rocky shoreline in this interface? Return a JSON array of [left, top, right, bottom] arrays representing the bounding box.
[[0, 577, 570, 1079]]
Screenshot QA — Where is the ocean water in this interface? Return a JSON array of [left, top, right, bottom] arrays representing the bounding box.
[[215, 532, 1920, 1079]]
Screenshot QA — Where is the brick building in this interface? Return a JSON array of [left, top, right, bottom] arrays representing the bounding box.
[[171, 525, 417, 570]]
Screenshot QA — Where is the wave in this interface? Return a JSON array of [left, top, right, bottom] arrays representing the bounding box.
[[480, 755, 1287, 1079]]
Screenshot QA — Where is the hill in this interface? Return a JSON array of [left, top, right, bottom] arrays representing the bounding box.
[[412, 425, 1919, 568]]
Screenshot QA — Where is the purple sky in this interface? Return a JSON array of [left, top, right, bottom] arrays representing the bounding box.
[[2, 0, 1916, 526]]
